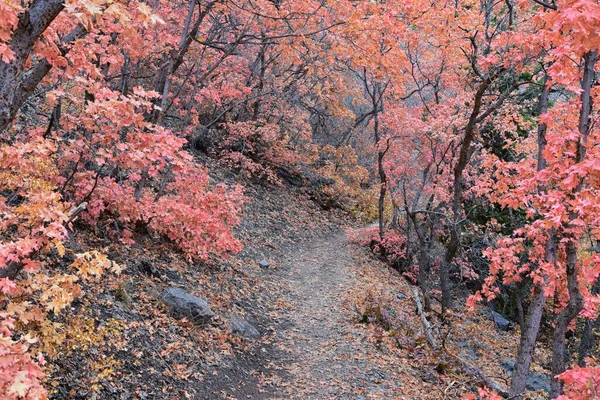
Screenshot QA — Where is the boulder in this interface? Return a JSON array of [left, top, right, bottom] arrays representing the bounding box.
[[490, 311, 514, 331], [228, 316, 260, 339], [259, 259, 270, 268], [396, 291, 407, 300], [501, 359, 551, 393], [162, 287, 213, 325], [527, 373, 552, 393], [500, 359, 516, 371]]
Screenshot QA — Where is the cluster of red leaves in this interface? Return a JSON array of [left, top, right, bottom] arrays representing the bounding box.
[[219, 120, 299, 185], [556, 361, 600, 400], [471, 362, 600, 400], [0, 317, 45, 400], [54, 89, 244, 261], [347, 227, 407, 265]]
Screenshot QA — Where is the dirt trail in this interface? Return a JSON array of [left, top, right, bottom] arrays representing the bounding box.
[[269, 230, 403, 399], [203, 227, 533, 399]]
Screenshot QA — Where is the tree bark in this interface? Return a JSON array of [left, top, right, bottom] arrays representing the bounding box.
[[578, 278, 600, 366], [508, 274, 548, 398], [375, 110, 387, 240], [509, 72, 552, 400], [413, 287, 438, 350], [359, 72, 387, 241], [549, 49, 597, 398], [440, 75, 492, 316], [408, 208, 434, 312], [151, 0, 216, 123], [252, 39, 267, 121], [0, 0, 70, 132]]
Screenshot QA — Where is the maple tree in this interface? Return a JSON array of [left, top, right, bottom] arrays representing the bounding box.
[[465, 1, 600, 398]]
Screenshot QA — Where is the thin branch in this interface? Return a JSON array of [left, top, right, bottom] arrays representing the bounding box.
[[532, 0, 557, 10]]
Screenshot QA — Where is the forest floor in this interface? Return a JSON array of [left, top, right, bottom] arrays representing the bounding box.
[[272, 230, 404, 399], [196, 228, 411, 399], [230, 229, 408, 399], [48, 169, 553, 400], [197, 225, 552, 400]]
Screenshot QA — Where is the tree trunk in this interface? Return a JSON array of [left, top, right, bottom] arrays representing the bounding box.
[[440, 248, 454, 315], [150, 0, 216, 123], [578, 278, 600, 366], [377, 146, 386, 240], [509, 285, 547, 398], [408, 210, 434, 312], [578, 314, 600, 367], [514, 283, 525, 329], [417, 237, 432, 311], [413, 287, 438, 349], [372, 86, 386, 240], [120, 51, 131, 96], [508, 72, 552, 400], [509, 234, 555, 399], [440, 76, 492, 316], [549, 50, 597, 398], [550, 241, 584, 397], [0, 0, 75, 132], [252, 40, 267, 121]]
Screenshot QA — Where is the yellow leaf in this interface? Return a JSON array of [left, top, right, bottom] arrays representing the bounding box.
[[54, 239, 65, 257]]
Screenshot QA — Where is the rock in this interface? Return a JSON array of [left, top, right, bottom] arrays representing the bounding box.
[[259, 259, 270, 268], [276, 166, 304, 186], [500, 358, 516, 371], [501, 358, 552, 393], [162, 287, 213, 325], [458, 341, 478, 360], [490, 310, 514, 331], [228, 316, 260, 339], [138, 258, 159, 277], [396, 291, 407, 300], [527, 373, 552, 393]]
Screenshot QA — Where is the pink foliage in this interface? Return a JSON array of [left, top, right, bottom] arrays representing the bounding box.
[[53, 89, 244, 260], [0, 316, 47, 400], [347, 227, 407, 263], [556, 362, 600, 400], [219, 121, 299, 184]]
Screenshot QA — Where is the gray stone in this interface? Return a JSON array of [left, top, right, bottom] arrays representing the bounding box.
[[491, 311, 514, 331], [500, 358, 516, 371], [162, 287, 213, 325], [259, 259, 270, 268], [458, 341, 478, 360], [228, 316, 260, 339], [138, 258, 159, 277], [396, 291, 407, 300], [501, 358, 552, 393], [527, 373, 552, 393]]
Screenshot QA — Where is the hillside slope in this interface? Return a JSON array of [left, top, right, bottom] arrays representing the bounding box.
[[45, 172, 552, 399]]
